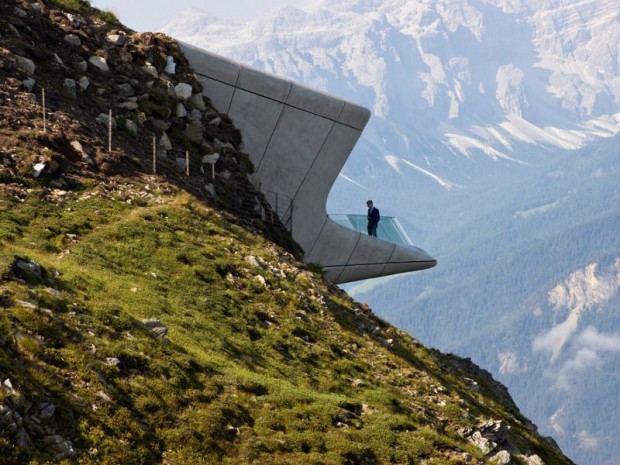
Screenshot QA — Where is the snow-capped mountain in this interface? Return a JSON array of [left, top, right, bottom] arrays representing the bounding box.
[[163, 0, 620, 189], [162, 2, 620, 464]]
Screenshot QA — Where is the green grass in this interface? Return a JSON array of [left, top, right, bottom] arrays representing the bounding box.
[[48, 0, 121, 26], [0, 179, 574, 464]]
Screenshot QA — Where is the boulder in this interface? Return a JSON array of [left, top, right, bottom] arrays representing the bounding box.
[[118, 101, 138, 110], [50, 178, 68, 189], [2, 379, 16, 396], [524, 456, 545, 465], [489, 451, 511, 465], [13, 257, 44, 283], [188, 92, 207, 111], [23, 78, 35, 91], [70, 140, 86, 155], [214, 138, 235, 150], [202, 153, 220, 165], [185, 120, 205, 144], [189, 109, 203, 120], [16, 56, 35, 75], [176, 102, 187, 118], [164, 56, 176, 75], [174, 83, 193, 101], [63, 78, 77, 99], [115, 83, 134, 97], [77, 76, 90, 91], [32, 162, 47, 178], [247, 173, 261, 190], [142, 63, 158, 78], [96, 113, 116, 129], [45, 434, 76, 458], [39, 403, 55, 419], [89, 56, 109, 72], [159, 133, 172, 150], [64, 34, 81, 46], [124, 119, 138, 135], [469, 431, 493, 455], [244, 255, 260, 267], [74, 59, 87, 73], [480, 420, 508, 443], [106, 33, 129, 46], [150, 119, 171, 132], [140, 319, 168, 338]]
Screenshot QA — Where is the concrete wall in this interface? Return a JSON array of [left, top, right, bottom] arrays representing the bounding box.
[[180, 42, 436, 283]]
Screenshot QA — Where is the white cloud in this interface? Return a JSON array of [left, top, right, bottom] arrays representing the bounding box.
[[532, 320, 574, 353], [577, 430, 600, 450], [541, 326, 620, 390], [578, 326, 620, 352], [554, 347, 601, 390]]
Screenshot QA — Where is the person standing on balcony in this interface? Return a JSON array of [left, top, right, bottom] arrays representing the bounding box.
[[367, 200, 380, 237]]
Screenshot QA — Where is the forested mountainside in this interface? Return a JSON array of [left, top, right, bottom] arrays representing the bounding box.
[[0, 1, 577, 464]]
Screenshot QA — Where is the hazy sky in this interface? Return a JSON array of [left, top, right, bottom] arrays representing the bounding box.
[[90, 0, 314, 32]]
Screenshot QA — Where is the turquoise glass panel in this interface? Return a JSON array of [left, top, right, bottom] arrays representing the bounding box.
[[329, 214, 412, 245]]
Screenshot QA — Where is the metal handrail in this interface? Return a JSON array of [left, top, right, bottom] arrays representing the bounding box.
[[262, 190, 294, 233], [329, 213, 413, 245]]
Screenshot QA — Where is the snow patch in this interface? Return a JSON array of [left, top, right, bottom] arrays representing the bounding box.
[[514, 200, 560, 218], [384, 155, 402, 174], [400, 158, 458, 191], [337, 173, 366, 189]]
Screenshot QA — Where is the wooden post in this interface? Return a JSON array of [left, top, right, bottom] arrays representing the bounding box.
[[152, 136, 157, 174], [108, 109, 112, 153], [185, 151, 190, 177], [42, 88, 47, 134]]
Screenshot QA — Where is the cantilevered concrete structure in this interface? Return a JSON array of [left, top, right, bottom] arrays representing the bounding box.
[[181, 42, 436, 283]]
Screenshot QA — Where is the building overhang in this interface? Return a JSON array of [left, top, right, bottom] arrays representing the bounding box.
[[180, 41, 437, 283]]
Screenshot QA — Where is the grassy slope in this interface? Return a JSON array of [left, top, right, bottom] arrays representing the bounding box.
[[0, 176, 572, 464], [0, 0, 574, 464]]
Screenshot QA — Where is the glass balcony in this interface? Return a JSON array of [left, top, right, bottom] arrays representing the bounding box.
[[329, 214, 412, 246]]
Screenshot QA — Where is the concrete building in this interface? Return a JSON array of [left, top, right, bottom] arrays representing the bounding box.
[[181, 42, 436, 283]]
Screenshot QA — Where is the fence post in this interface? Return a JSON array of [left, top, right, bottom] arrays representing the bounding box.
[[152, 136, 156, 174], [108, 109, 112, 153], [211, 163, 215, 184], [186, 151, 190, 177], [42, 88, 47, 134]]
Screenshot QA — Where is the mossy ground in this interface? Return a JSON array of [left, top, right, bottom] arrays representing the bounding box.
[[0, 178, 572, 465]]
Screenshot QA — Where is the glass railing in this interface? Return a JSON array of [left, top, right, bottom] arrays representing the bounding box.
[[329, 214, 412, 246]]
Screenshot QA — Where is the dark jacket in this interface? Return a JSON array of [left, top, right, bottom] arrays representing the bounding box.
[[368, 207, 380, 225]]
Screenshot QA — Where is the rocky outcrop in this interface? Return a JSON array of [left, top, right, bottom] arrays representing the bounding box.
[[0, 0, 299, 256]]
